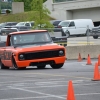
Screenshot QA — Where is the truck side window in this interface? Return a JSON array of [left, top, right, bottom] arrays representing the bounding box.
[[69, 21, 75, 27], [8, 36, 12, 46]]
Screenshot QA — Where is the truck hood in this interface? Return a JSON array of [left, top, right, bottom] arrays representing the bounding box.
[[62, 27, 68, 32], [14, 43, 63, 53], [92, 26, 100, 30]]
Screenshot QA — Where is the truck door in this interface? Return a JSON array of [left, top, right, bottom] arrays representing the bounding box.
[[68, 21, 77, 35], [3, 48, 12, 67], [3, 36, 13, 67]]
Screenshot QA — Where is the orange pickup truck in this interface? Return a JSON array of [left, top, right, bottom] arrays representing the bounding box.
[[0, 30, 66, 70]]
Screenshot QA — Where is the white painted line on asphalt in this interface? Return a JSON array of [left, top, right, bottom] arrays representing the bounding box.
[[18, 82, 99, 89], [75, 92, 100, 96], [48, 78, 65, 80], [35, 80, 87, 86], [81, 64, 86, 66], [35, 80, 68, 85], [0, 88, 11, 91], [0, 96, 52, 100], [61, 92, 100, 97], [0, 80, 40, 84], [23, 84, 68, 88], [66, 60, 97, 64], [81, 63, 95, 66], [8, 86, 65, 99]]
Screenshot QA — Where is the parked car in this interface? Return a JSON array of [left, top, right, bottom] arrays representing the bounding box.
[[0, 22, 18, 29], [37, 20, 62, 32], [0, 27, 18, 35], [16, 21, 34, 27], [11, 26, 32, 31], [91, 26, 100, 39], [0, 22, 18, 35], [51, 36, 67, 47], [1, 9, 11, 14], [50, 20, 62, 32], [59, 19, 94, 37], [0, 27, 19, 42]]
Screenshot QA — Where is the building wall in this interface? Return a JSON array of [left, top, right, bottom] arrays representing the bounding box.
[[73, 8, 100, 22], [12, 2, 24, 14], [44, 0, 100, 21], [44, 0, 66, 20]]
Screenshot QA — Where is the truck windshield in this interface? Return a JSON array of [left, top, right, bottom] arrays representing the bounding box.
[[59, 21, 70, 27], [0, 29, 18, 35], [16, 22, 25, 26], [12, 32, 52, 46]]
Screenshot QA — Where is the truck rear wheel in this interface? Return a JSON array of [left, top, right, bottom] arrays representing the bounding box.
[[93, 35, 98, 39], [65, 31, 70, 38], [0, 59, 9, 69], [50, 63, 64, 69]]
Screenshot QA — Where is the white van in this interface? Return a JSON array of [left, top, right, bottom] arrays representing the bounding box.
[[59, 19, 94, 37]]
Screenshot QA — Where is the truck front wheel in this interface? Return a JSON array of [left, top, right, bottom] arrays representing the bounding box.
[[0, 59, 9, 69], [12, 57, 26, 70], [50, 63, 64, 69]]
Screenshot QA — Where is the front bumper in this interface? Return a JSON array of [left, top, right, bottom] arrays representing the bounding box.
[[16, 56, 66, 67]]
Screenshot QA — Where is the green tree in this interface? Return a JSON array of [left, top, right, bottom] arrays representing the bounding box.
[[43, 0, 47, 2], [13, 0, 47, 11], [31, 0, 54, 30]]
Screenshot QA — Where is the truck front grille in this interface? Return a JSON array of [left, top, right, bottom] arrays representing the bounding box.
[[19, 49, 65, 60]]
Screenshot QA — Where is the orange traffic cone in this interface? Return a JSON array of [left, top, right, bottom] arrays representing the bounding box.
[[92, 62, 100, 81], [98, 55, 100, 66], [86, 54, 92, 65], [67, 80, 76, 100], [78, 53, 82, 62]]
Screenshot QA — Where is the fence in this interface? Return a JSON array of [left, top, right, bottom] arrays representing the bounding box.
[[53, 0, 75, 3], [37, 26, 100, 46], [0, 26, 100, 46]]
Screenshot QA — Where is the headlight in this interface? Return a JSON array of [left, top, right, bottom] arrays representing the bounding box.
[[19, 54, 25, 60], [59, 50, 64, 56]]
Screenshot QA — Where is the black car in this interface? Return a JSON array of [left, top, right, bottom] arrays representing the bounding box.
[[51, 36, 67, 47], [11, 26, 32, 31], [91, 26, 100, 39], [0, 22, 18, 29], [50, 20, 62, 32]]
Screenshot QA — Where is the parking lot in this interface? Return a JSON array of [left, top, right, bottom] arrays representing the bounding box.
[[0, 59, 100, 100]]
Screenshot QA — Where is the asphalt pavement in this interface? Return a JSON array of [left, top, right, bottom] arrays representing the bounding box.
[[0, 59, 100, 100]]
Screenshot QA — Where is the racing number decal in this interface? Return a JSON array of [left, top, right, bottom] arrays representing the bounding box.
[[4, 51, 12, 60]]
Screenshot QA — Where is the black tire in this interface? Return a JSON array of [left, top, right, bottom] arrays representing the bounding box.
[[12, 57, 26, 70], [65, 31, 70, 38], [64, 44, 67, 47], [0, 59, 9, 69], [50, 63, 64, 69], [37, 65, 46, 69], [93, 35, 98, 39]]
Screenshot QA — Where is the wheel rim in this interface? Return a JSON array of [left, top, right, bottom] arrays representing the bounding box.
[[66, 33, 69, 37], [12, 58, 18, 69], [65, 31, 69, 37]]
